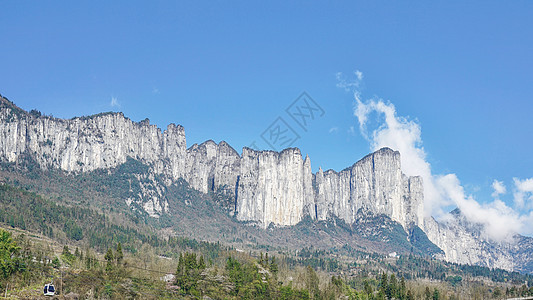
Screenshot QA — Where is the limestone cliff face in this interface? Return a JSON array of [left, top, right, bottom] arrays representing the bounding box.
[[235, 147, 313, 228], [314, 148, 424, 229], [1, 98, 424, 229], [184, 140, 241, 195], [314, 168, 352, 221], [0, 100, 187, 176], [3, 97, 532, 273], [423, 213, 516, 271], [213, 141, 241, 195], [0, 99, 424, 229]]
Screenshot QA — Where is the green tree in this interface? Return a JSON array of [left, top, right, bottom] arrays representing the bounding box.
[[64, 219, 83, 241], [115, 243, 123, 265], [493, 287, 502, 299], [398, 277, 407, 299], [305, 266, 320, 299], [364, 280, 373, 299], [432, 287, 440, 300], [380, 272, 388, 295], [387, 274, 397, 299], [0, 229, 21, 279], [424, 286, 431, 300], [198, 255, 206, 269], [52, 256, 60, 269], [176, 252, 205, 295], [270, 256, 278, 276], [105, 248, 114, 271], [61, 245, 75, 266], [520, 285, 528, 297]]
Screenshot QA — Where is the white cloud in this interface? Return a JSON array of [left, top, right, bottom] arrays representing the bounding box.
[[329, 127, 339, 134], [437, 174, 523, 241], [520, 211, 533, 236], [513, 177, 533, 208], [152, 87, 160, 94], [340, 70, 533, 240], [491, 180, 506, 199], [336, 70, 364, 92], [110, 97, 120, 108], [355, 70, 363, 81]]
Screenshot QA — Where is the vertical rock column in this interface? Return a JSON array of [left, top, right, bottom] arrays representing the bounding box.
[[236, 147, 314, 228]]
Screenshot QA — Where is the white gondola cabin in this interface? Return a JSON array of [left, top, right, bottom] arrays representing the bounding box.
[[43, 282, 55, 296]]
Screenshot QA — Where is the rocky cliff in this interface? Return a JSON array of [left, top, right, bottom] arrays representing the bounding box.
[[0, 97, 423, 229], [421, 209, 533, 274], [314, 148, 424, 230], [235, 147, 314, 227], [1, 96, 532, 273], [0, 99, 187, 176]]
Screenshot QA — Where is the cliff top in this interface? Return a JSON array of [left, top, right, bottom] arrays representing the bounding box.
[[0, 95, 187, 135], [0, 94, 28, 117]]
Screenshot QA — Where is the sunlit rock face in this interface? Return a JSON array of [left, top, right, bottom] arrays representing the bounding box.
[[1, 99, 422, 229], [314, 148, 424, 229], [0, 100, 187, 176], [235, 147, 313, 228]]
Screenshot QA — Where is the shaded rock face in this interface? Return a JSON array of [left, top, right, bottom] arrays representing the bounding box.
[[314, 148, 424, 229]]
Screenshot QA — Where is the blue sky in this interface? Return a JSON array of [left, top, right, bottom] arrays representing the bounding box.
[[1, 1, 533, 232]]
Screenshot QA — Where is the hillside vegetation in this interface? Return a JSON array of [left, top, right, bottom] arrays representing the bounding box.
[[1, 179, 533, 299]]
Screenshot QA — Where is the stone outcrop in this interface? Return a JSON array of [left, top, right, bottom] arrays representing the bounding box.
[[235, 147, 313, 227], [423, 212, 516, 271], [314, 148, 424, 229], [0, 100, 187, 176]]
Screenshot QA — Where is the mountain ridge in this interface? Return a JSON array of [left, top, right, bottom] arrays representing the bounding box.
[[1, 95, 532, 274]]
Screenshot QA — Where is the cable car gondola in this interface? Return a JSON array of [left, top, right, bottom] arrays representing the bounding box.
[[43, 281, 55, 296]]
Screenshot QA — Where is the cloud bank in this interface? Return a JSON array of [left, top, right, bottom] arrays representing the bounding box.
[[339, 70, 533, 240]]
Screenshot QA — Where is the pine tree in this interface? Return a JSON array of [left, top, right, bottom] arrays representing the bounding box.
[[105, 248, 114, 271], [115, 242, 123, 265], [305, 266, 320, 299], [380, 272, 388, 295], [387, 274, 397, 299], [61, 245, 75, 265], [364, 280, 373, 298], [52, 256, 60, 269], [432, 287, 440, 300], [0, 229, 22, 279], [399, 276, 407, 299], [198, 255, 206, 270], [175, 252, 205, 295], [270, 256, 278, 276]]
